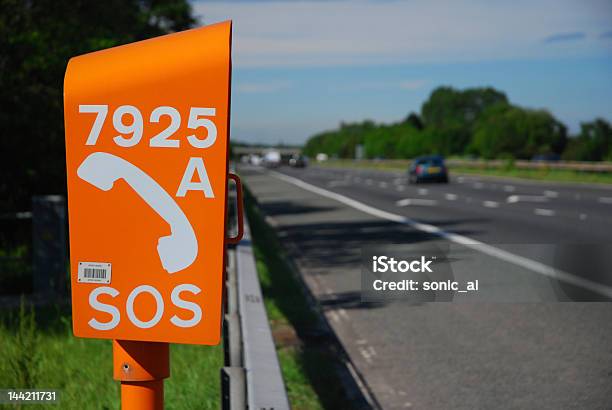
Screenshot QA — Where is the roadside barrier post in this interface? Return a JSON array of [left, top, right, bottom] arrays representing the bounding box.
[[113, 341, 169, 409]]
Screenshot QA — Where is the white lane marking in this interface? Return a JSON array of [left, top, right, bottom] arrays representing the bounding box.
[[270, 170, 612, 299], [379, 181, 388, 188], [396, 185, 406, 192], [359, 346, 374, 364], [338, 308, 350, 320], [356, 339, 368, 345], [598, 197, 612, 204], [265, 215, 279, 228], [396, 198, 438, 207], [534, 208, 555, 217], [367, 345, 377, 357], [393, 178, 404, 185], [579, 213, 588, 220], [503, 185, 516, 192], [506, 195, 548, 204], [473, 182, 484, 189], [483, 200, 500, 208], [329, 311, 340, 323], [327, 180, 351, 188], [445, 193, 458, 201], [457, 176, 465, 183], [417, 188, 428, 195], [544, 190, 558, 198]]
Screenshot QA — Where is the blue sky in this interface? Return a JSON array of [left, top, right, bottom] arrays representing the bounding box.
[[192, 0, 612, 145]]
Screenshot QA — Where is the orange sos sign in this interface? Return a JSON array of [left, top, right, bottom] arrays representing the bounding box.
[[64, 22, 233, 345]]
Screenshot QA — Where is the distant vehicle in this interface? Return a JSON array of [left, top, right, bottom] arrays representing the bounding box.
[[408, 155, 449, 183], [250, 154, 262, 166], [316, 153, 328, 162], [263, 150, 282, 167], [289, 154, 308, 168]]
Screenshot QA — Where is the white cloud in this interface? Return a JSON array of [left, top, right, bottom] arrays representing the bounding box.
[[235, 80, 292, 93], [192, 0, 612, 68]]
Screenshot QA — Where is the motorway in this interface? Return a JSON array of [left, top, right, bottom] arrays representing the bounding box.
[[240, 163, 612, 409]]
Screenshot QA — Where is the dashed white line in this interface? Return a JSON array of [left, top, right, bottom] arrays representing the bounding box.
[[327, 180, 351, 188], [534, 208, 555, 217], [544, 190, 559, 198], [417, 188, 429, 195], [445, 193, 458, 201], [598, 197, 612, 204], [396, 185, 406, 192], [359, 346, 373, 364], [507, 195, 548, 204], [393, 178, 404, 185], [396, 198, 438, 207], [329, 311, 340, 323], [483, 200, 500, 208], [270, 170, 612, 299], [579, 213, 588, 220], [366, 345, 377, 357]]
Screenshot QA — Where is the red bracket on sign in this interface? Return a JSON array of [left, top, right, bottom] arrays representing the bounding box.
[[227, 172, 244, 245]]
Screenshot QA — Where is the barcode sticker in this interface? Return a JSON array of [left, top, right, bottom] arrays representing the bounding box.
[[78, 262, 111, 284]]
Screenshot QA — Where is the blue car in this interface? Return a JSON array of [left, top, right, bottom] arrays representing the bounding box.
[[408, 155, 449, 183]]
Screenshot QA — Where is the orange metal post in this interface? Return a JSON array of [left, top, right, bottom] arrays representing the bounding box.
[[113, 340, 170, 410]]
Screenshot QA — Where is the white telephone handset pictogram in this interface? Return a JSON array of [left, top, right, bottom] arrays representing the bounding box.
[[77, 152, 198, 273]]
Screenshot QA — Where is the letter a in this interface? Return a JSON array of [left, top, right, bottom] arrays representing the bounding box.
[[176, 157, 214, 198]]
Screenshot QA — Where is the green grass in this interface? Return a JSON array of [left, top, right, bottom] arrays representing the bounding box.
[[319, 159, 612, 185], [450, 166, 612, 184], [245, 188, 350, 410], [0, 301, 222, 410]]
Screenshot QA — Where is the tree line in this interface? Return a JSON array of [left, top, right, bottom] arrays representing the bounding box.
[[0, 0, 195, 212], [303, 86, 612, 163]]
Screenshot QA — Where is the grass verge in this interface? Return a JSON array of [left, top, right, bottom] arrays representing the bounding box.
[[319, 159, 612, 185], [0, 300, 222, 409], [244, 187, 352, 410], [449, 166, 612, 184]]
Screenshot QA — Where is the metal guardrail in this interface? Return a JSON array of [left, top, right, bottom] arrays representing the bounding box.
[[223, 182, 290, 410], [325, 158, 612, 172]]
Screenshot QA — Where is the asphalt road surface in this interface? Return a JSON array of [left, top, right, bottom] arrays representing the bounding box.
[[240, 164, 612, 409]]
